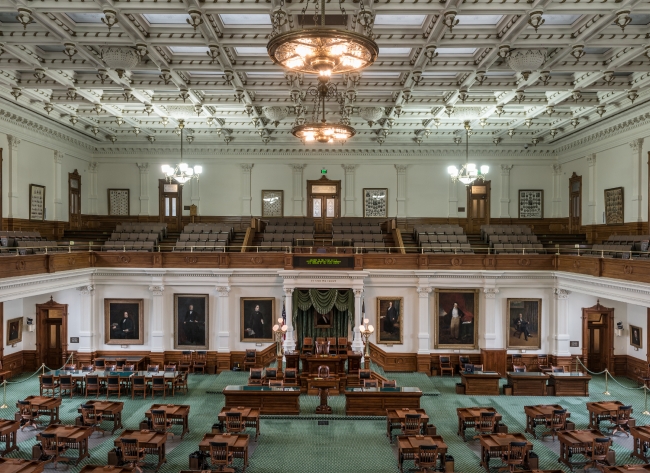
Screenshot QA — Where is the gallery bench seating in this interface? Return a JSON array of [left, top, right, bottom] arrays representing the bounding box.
[[172, 223, 234, 252], [15, 240, 66, 254], [605, 235, 650, 252], [264, 217, 313, 226], [481, 224, 532, 242], [263, 219, 314, 249], [116, 223, 167, 239], [583, 244, 632, 259], [183, 223, 234, 239], [488, 234, 539, 246]]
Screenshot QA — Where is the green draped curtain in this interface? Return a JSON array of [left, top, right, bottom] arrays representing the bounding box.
[[292, 289, 355, 350]]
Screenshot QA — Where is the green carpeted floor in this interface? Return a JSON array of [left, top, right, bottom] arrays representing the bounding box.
[[0, 366, 648, 472]]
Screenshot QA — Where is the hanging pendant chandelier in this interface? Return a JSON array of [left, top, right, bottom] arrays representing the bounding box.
[[448, 121, 489, 185], [267, 0, 378, 77], [161, 120, 203, 184]]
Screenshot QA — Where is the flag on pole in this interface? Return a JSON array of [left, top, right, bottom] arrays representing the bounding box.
[[282, 301, 287, 340], [362, 298, 365, 321]]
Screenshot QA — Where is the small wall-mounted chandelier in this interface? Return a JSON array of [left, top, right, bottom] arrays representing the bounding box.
[[161, 120, 202, 184], [448, 121, 489, 186]]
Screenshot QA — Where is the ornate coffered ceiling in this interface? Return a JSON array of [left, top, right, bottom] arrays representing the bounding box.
[[0, 0, 649, 151]]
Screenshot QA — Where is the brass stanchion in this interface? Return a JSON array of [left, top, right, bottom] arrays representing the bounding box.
[[603, 370, 610, 396], [644, 385, 650, 416], [0, 381, 7, 409]]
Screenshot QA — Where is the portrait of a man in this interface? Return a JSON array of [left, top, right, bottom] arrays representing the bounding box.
[[631, 324, 642, 349], [241, 298, 274, 342], [314, 311, 333, 328], [6, 317, 23, 345], [434, 289, 479, 349], [377, 298, 403, 344], [506, 299, 542, 350], [104, 299, 144, 345], [174, 294, 209, 349]]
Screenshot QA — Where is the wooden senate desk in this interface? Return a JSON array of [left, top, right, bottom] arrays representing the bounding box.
[[586, 400, 633, 429], [0, 419, 20, 456], [397, 435, 448, 473], [507, 372, 549, 396], [479, 433, 534, 471], [461, 371, 501, 395], [456, 407, 502, 441], [115, 430, 167, 471], [386, 408, 430, 442], [146, 404, 190, 439], [16, 396, 61, 425], [199, 433, 250, 472], [0, 458, 44, 473], [630, 426, 650, 461], [604, 465, 650, 473], [548, 372, 591, 396], [217, 407, 260, 440], [558, 429, 614, 469], [301, 355, 347, 376], [77, 400, 124, 434], [344, 387, 422, 416], [223, 385, 300, 415], [524, 404, 570, 439], [39, 425, 93, 465]]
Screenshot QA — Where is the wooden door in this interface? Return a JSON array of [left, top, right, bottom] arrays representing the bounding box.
[[582, 300, 614, 374], [35, 298, 68, 369], [159, 180, 182, 232], [467, 181, 490, 234], [68, 170, 81, 228], [569, 172, 582, 234], [307, 176, 341, 233]]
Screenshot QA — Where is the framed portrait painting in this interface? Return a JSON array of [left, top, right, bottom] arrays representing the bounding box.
[[377, 297, 403, 344], [506, 298, 542, 350], [104, 299, 144, 345], [604, 187, 624, 225], [6, 317, 23, 345], [434, 289, 479, 349], [29, 184, 45, 221], [240, 298, 274, 342], [174, 294, 209, 349], [314, 310, 333, 328], [630, 325, 642, 349]]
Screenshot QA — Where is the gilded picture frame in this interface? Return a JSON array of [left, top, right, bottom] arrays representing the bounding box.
[[630, 324, 642, 349], [174, 294, 209, 349], [6, 317, 23, 345], [240, 297, 275, 342], [604, 187, 624, 225], [104, 298, 144, 345], [376, 297, 403, 344], [506, 298, 542, 350], [434, 289, 479, 349]]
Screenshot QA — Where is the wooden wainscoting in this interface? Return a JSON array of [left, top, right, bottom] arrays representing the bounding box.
[[369, 343, 418, 372]]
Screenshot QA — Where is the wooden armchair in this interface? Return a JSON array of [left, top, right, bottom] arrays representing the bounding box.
[[359, 369, 371, 382], [513, 365, 527, 372], [179, 350, 193, 373], [401, 413, 423, 436], [585, 437, 612, 471], [499, 441, 527, 472], [105, 375, 121, 399], [150, 376, 167, 399], [283, 368, 299, 386], [248, 368, 264, 386], [459, 356, 470, 372], [147, 365, 160, 373], [414, 445, 439, 473], [85, 375, 101, 398], [363, 379, 378, 388], [0, 361, 11, 382], [382, 380, 397, 388], [327, 337, 337, 355], [542, 409, 567, 441], [302, 337, 314, 355], [131, 376, 147, 400], [473, 412, 496, 439], [225, 412, 245, 434], [337, 337, 348, 355], [609, 405, 632, 437], [173, 371, 189, 395], [120, 438, 145, 473], [208, 442, 233, 471], [39, 375, 59, 397], [265, 367, 280, 381], [59, 375, 75, 398], [439, 356, 454, 377], [93, 358, 106, 370], [80, 403, 104, 437], [551, 366, 566, 373], [243, 350, 257, 371], [151, 409, 174, 439], [39, 433, 69, 469], [193, 350, 207, 374], [17, 400, 40, 431], [537, 354, 551, 372]]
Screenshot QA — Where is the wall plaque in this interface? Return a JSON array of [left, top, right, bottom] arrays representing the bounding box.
[[293, 256, 354, 269], [70, 337, 79, 343]]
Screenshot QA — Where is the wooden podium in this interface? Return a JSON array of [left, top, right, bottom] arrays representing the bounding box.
[[310, 378, 338, 414]]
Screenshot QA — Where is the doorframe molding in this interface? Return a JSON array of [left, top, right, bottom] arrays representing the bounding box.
[[466, 179, 491, 232], [581, 300, 614, 374], [306, 175, 341, 218], [158, 179, 183, 229], [35, 297, 68, 369], [569, 172, 582, 234]]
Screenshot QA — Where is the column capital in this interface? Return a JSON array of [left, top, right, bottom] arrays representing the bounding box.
[[500, 164, 513, 175], [88, 161, 98, 172], [417, 287, 432, 296], [291, 164, 306, 171], [630, 138, 644, 152], [240, 163, 254, 172], [76, 285, 94, 295], [148, 285, 164, 296], [216, 286, 231, 297], [136, 162, 149, 172], [342, 164, 358, 173], [554, 288, 570, 299], [483, 288, 499, 299], [7, 135, 20, 150], [395, 164, 408, 174], [353, 289, 363, 297], [54, 150, 64, 164], [552, 163, 562, 175], [587, 154, 596, 166], [283, 287, 294, 296]]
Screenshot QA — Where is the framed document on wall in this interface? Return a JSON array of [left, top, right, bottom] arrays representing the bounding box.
[[262, 190, 283, 217], [518, 190, 543, 219], [108, 189, 130, 216], [363, 188, 388, 217], [29, 184, 45, 221], [604, 187, 624, 224]]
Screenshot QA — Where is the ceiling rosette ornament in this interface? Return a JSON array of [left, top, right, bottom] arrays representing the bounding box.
[[452, 107, 483, 121], [262, 106, 289, 127], [101, 46, 140, 78], [164, 105, 195, 119], [359, 107, 384, 126], [506, 49, 546, 80]]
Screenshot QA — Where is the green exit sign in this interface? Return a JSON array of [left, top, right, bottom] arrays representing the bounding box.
[[321, 169, 327, 174]]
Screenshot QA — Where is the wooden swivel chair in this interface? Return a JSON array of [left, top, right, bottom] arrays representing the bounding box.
[[610, 405, 633, 437], [473, 412, 496, 439], [248, 368, 264, 386], [459, 356, 470, 372], [39, 433, 70, 469], [439, 356, 454, 376], [283, 368, 299, 386], [93, 358, 106, 370], [80, 403, 104, 437], [363, 379, 378, 388], [542, 409, 567, 441], [208, 441, 234, 472], [225, 412, 246, 434], [40, 375, 59, 397], [414, 445, 439, 473], [499, 441, 527, 472], [585, 437, 613, 471], [105, 375, 121, 399], [150, 376, 167, 399], [302, 337, 314, 355], [382, 380, 397, 388], [85, 375, 101, 398], [58, 374, 75, 398], [265, 367, 279, 381], [17, 400, 40, 431], [120, 438, 146, 473], [193, 350, 207, 374], [131, 375, 147, 400], [401, 413, 423, 436], [511, 354, 524, 370], [173, 371, 189, 395], [243, 350, 257, 371], [180, 350, 193, 373], [151, 409, 174, 439], [337, 337, 348, 355], [147, 365, 160, 373]]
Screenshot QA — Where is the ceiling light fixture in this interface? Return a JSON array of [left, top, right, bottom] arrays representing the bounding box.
[[507, 49, 546, 81], [101, 46, 140, 79], [267, 0, 378, 77], [448, 121, 489, 186], [102, 8, 119, 31], [161, 120, 202, 184]]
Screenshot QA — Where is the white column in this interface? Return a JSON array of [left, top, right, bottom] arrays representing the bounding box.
[[448, 179, 458, 217], [76, 285, 95, 353], [587, 154, 597, 224], [552, 163, 562, 217], [291, 164, 305, 216], [53, 151, 63, 221], [417, 286, 432, 354], [342, 164, 357, 217], [136, 163, 149, 215], [483, 288, 499, 348], [553, 288, 571, 356], [216, 286, 231, 352], [500, 165, 512, 218], [88, 162, 98, 215], [283, 288, 296, 352], [6, 135, 20, 218], [395, 164, 408, 218], [351, 289, 364, 352], [149, 284, 165, 352], [630, 138, 644, 222], [240, 163, 253, 216], [191, 179, 201, 214]]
